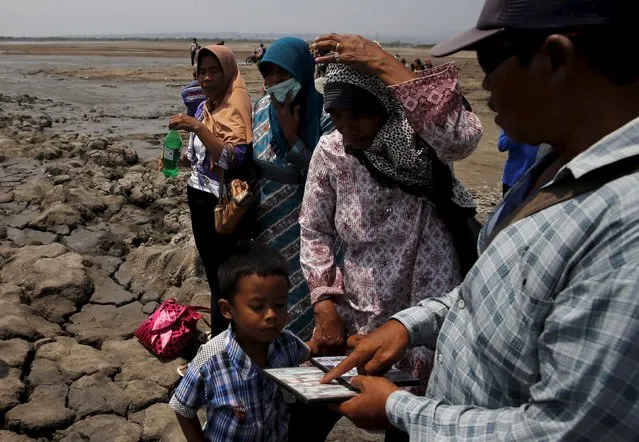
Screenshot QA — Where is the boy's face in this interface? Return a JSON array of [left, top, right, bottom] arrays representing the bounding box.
[[219, 274, 289, 344]]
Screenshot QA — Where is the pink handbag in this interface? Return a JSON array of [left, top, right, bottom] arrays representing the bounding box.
[[135, 299, 209, 358]]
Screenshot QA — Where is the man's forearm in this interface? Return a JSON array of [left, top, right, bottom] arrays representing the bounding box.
[[391, 287, 458, 349]]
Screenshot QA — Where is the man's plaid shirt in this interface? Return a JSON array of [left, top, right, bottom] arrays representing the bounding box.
[[387, 117, 639, 441]]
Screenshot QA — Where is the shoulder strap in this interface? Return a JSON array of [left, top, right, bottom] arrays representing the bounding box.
[[487, 156, 639, 246]]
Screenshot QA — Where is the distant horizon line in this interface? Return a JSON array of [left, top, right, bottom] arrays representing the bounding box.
[[0, 31, 441, 45]]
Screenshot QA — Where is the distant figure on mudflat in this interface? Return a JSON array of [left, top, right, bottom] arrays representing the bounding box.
[[189, 38, 200, 66], [181, 68, 207, 117], [256, 42, 266, 58]]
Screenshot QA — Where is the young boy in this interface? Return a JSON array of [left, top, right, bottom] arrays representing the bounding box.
[[169, 242, 310, 442]]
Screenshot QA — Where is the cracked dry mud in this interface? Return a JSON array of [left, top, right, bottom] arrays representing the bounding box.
[[0, 43, 502, 441]]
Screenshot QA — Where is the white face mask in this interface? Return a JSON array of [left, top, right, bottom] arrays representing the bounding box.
[[266, 77, 302, 103]]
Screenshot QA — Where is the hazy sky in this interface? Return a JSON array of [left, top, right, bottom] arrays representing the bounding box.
[[0, 0, 483, 42]]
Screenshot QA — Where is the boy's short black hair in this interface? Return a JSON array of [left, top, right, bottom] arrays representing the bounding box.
[[218, 241, 289, 303]]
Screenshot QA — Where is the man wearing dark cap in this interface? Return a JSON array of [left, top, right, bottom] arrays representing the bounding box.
[[320, 0, 639, 440]]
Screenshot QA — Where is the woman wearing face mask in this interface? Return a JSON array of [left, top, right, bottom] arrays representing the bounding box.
[[252, 37, 334, 340], [299, 60, 482, 406], [165, 45, 253, 336]]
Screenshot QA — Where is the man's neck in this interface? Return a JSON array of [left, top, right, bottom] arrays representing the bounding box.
[[554, 85, 639, 162]]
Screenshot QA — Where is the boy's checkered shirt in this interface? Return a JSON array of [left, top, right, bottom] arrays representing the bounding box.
[[170, 326, 309, 442]]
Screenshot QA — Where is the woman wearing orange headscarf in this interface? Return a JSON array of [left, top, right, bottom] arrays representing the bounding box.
[[166, 45, 253, 335]]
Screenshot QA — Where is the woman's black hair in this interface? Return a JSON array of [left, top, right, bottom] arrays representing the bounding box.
[[323, 82, 388, 119]]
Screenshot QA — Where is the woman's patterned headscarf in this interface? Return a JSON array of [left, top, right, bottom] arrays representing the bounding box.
[[323, 64, 475, 211]]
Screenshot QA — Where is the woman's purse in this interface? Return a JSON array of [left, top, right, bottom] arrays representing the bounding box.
[[215, 168, 256, 235], [135, 299, 210, 358]]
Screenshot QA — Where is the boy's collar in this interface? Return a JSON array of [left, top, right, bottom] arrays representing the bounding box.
[[224, 325, 285, 380]]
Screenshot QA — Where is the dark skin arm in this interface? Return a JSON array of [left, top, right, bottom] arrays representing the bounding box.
[[169, 113, 226, 163], [312, 299, 346, 355], [175, 414, 207, 442]]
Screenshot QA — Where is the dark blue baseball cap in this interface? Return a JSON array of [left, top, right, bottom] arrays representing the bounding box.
[[432, 0, 632, 57]]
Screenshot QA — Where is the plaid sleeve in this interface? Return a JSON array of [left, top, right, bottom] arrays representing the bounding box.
[[391, 287, 458, 350], [169, 360, 209, 419], [386, 264, 639, 440]]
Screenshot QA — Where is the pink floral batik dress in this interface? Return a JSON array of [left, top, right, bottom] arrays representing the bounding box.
[[299, 63, 483, 390]]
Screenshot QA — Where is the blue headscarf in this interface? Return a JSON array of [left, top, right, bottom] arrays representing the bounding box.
[[259, 37, 323, 156]]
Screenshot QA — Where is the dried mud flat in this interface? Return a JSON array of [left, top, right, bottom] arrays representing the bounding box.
[[0, 41, 502, 442]]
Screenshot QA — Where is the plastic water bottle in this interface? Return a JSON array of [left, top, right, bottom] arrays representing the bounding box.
[[162, 130, 182, 178]]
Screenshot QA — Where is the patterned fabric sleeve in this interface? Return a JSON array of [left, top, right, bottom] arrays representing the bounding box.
[[169, 361, 208, 419], [386, 263, 639, 440], [390, 62, 482, 162], [299, 136, 344, 304]]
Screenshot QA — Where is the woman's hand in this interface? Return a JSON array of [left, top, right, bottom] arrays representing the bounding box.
[[272, 92, 300, 147], [169, 113, 202, 133], [311, 34, 416, 86], [312, 299, 346, 355]]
